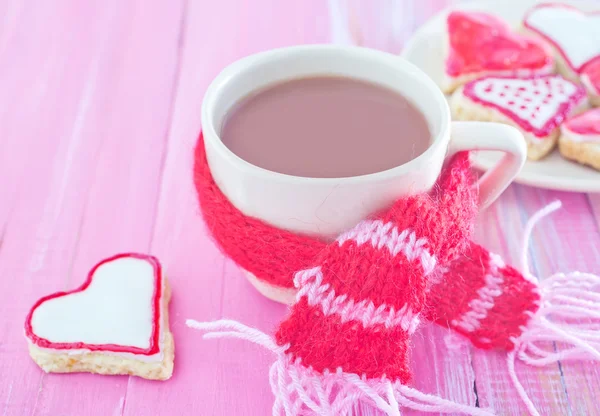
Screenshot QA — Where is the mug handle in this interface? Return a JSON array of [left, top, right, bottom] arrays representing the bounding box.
[[448, 121, 527, 209]]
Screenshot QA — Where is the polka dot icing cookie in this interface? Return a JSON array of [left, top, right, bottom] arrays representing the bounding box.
[[560, 108, 600, 171], [523, 4, 600, 83], [25, 253, 174, 380], [451, 75, 588, 160], [442, 10, 554, 93]]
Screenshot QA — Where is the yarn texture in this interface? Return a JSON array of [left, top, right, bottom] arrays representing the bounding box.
[[425, 242, 540, 351], [193, 133, 600, 415], [275, 152, 477, 383]]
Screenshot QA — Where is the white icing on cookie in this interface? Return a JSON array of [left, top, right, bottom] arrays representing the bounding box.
[[464, 76, 585, 137], [31, 257, 157, 350], [525, 5, 600, 71]]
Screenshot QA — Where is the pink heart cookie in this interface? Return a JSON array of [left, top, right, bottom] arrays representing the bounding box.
[[559, 108, 600, 171], [524, 4, 600, 80], [582, 57, 600, 106], [451, 75, 588, 160], [25, 253, 174, 380], [443, 10, 554, 93]]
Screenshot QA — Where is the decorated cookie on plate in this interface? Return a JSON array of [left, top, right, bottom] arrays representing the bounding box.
[[451, 75, 588, 160], [523, 3, 600, 87], [442, 10, 554, 93], [582, 57, 600, 107], [559, 108, 600, 171], [25, 253, 174, 380]]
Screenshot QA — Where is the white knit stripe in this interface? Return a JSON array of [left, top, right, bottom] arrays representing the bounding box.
[[336, 220, 437, 276], [451, 253, 506, 333], [294, 267, 420, 333]]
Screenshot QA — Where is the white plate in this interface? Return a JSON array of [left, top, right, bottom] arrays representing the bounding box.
[[402, 0, 600, 193]]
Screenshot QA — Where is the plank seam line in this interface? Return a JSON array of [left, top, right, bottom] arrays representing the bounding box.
[[148, 0, 190, 250], [469, 348, 480, 409], [520, 187, 573, 415]]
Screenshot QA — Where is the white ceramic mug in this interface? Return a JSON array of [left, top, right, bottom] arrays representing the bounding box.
[[202, 45, 526, 240]]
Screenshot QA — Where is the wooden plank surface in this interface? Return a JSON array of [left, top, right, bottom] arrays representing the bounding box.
[[0, 0, 184, 414], [0, 0, 599, 415], [135, 2, 330, 414]]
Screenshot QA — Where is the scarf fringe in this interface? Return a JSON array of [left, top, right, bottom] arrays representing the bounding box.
[[509, 201, 600, 416], [187, 319, 492, 416]]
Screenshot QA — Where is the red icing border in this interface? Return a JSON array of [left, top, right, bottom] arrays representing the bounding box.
[[524, 3, 600, 73], [463, 75, 586, 138], [24, 253, 163, 356]]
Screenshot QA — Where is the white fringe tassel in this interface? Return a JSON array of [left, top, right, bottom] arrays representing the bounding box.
[[509, 201, 600, 416], [187, 319, 493, 416]]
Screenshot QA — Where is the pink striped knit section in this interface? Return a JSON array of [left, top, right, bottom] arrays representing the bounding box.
[[294, 267, 420, 333], [336, 219, 437, 276], [451, 253, 506, 333]]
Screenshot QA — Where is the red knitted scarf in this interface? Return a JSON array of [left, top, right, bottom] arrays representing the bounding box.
[[191, 133, 600, 416], [194, 134, 536, 351]]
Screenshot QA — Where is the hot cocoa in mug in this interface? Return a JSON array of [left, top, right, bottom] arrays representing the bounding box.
[[221, 76, 431, 178], [202, 46, 526, 239]]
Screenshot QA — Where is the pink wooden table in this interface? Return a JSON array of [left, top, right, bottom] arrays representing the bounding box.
[[1, 0, 599, 415]]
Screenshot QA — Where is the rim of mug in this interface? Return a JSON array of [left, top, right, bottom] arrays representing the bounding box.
[[201, 44, 451, 184]]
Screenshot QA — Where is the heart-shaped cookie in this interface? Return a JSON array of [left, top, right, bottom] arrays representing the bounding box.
[[25, 253, 174, 380], [524, 4, 600, 76], [560, 108, 600, 171], [451, 75, 588, 160], [443, 11, 553, 93]]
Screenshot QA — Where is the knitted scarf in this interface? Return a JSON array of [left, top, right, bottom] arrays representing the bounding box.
[[189, 134, 600, 415]]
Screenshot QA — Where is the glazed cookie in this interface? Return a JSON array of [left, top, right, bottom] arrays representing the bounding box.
[[451, 75, 588, 160], [523, 4, 600, 84], [25, 253, 174, 381], [442, 10, 554, 94], [582, 57, 600, 107], [559, 108, 600, 171]]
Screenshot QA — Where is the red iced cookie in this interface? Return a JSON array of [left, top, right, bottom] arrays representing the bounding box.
[[582, 57, 600, 106], [443, 11, 553, 93], [559, 108, 600, 171], [563, 108, 600, 137]]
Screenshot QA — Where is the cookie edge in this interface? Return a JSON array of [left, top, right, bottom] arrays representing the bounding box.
[[559, 133, 600, 171]]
